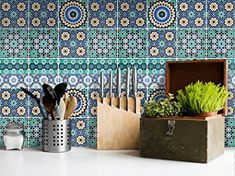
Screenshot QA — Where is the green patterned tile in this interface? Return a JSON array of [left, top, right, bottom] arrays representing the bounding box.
[[176, 29, 207, 58], [0, 59, 28, 74], [207, 29, 235, 59], [118, 29, 147, 58], [0, 29, 28, 58], [29, 29, 58, 58], [59, 59, 88, 75], [29, 59, 58, 75], [88, 29, 117, 58]]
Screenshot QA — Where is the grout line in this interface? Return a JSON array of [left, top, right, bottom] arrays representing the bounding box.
[[146, 0, 149, 97], [87, 0, 90, 118], [4, 27, 235, 30], [205, 0, 208, 60], [27, 0, 30, 148], [57, 0, 60, 78], [116, 0, 119, 67], [175, 0, 178, 61]]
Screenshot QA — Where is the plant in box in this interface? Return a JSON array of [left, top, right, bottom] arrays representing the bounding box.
[[145, 93, 183, 117], [176, 81, 229, 117]]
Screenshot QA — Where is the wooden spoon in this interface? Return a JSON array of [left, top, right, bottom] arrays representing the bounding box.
[[65, 96, 77, 120]]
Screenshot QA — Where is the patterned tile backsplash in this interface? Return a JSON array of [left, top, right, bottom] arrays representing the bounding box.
[[0, 0, 234, 148]]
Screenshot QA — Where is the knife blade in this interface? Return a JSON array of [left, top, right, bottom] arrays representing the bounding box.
[[109, 71, 113, 98], [132, 65, 137, 97], [126, 67, 130, 97], [100, 71, 104, 98], [117, 66, 121, 97]]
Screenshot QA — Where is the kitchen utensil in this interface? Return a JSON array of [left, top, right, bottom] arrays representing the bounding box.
[[126, 67, 130, 97], [132, 65, 137, 97], [54, 83, 67, 104], [42, 84, 57, 104], [117, 66, 121, 98], [109, 71, 113, 98], [63, 93, 69, 106], [65, 96, 77, 119], [100, 71, 104, 98], [43, 119, 71, 153], [42, 95, 58, 120], [20, 87, 47, 119], [132, 66, 138, 113], [126, 67, 130, 111], [3, 122, 24, 150], [58, 97, 66, 120]]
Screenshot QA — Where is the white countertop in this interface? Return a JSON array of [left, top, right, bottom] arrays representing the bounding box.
[[0, 148, 234, 176]]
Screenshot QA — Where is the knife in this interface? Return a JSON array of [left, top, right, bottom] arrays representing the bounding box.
[[100, 71, 104, 98], [126, 67, 130, 98], [109, 71, 113, 98], [117, 66, 121, 98], [126, 67, 130, 111], [132, 65, 137, 97]]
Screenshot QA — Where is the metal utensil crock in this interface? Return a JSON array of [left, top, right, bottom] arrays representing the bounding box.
[[43, 119, 71, 153]]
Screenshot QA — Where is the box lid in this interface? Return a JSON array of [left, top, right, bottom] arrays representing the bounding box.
[[166, 59, 228, 115]]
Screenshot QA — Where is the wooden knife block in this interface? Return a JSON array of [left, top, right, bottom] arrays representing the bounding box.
[[97, 97, 141, 150]]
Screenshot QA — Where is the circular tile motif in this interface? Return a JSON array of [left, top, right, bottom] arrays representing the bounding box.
[[148, 1, 176, 28], [149, 89, 166, 101], [67, 89, 87, 116], [59, 1, 87, 28]]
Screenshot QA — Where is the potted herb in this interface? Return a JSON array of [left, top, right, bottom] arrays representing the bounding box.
[[176, 81, 229, 117], [145, 93, 182, 117]]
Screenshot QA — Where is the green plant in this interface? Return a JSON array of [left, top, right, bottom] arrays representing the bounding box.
[[145, 94, 183, 117], [176, 81, 229, 115]]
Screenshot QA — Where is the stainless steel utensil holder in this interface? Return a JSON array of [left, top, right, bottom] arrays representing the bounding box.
[[43, 119, 71, 153]]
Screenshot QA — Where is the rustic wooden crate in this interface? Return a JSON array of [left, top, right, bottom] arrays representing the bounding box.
[[140, 115, 224, 163], [140, 59, 227, 163]]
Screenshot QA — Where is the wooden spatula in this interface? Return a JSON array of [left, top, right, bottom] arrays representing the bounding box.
[[65, 96, 77, 119]]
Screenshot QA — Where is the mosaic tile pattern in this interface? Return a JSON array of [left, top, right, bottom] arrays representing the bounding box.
[[59, 0, 88, 29], [89, 0, 117, 28], [0, 0, 28, 28], [207, 0, 234, 28], [29, 0, 58, 28], [118, 29, 147, 58], [71, 118, 89, 147], [59, 30, 87, 58], [118, 0, 146, 28], [207, 29, 235, 59], [0, 29, 28, 58], [177, 0, 206, 28], [148, 30, 176, 58], [225, 118, 235, 147], [148, 0, 176, 29], [29, 29, 58, 58], [88, 29, 117, 58], [177, 29, 207, 58], [0, 0, 234, 148]]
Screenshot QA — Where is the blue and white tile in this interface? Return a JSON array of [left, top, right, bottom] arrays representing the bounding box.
[[0, 0, 28, 28], [89, 0, 117, 28], [118, 0, 146, 28]]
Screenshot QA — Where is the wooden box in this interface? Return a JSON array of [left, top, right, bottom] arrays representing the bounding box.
[[140, 60, 228, 163]]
